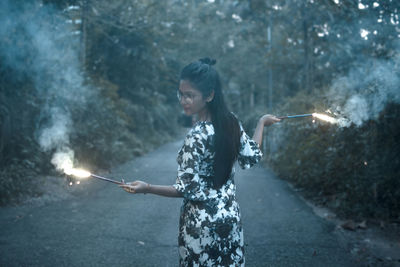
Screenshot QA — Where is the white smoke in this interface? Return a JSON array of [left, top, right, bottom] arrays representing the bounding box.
[[0, 1, 92, 171], [38, 107, 75, 171], [51, 148, 75, 172], [327, 52, 400, 127], [38, 108, 72, 151], [342, 95, 369, 126]]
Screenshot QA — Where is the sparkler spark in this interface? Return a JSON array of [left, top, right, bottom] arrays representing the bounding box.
[[312, 113, 337, 124], [61, 161, 124, 185], [64, 167, 91, 178], [53, 151, 91, 178]]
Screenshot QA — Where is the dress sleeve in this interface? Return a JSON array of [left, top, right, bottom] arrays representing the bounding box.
[[237, 122, 263, 169], [173, 131, 207, 201]]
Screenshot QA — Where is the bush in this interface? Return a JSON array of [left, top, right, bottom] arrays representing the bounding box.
[[264, 92, 400, 220]]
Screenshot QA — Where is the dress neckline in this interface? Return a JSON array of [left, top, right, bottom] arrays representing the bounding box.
[[195, 120, 212, 125]]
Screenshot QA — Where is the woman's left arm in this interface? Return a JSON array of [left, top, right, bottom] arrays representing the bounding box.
[[120, 181, 183, 198], [252, 114, 281, 147]]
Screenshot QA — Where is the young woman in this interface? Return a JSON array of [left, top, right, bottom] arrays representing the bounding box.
[[120, 58, 280, 266]]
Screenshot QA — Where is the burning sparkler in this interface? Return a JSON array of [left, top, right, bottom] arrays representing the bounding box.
[[279, 113, 338, 124], [51, 150, 125, 185], [53, 151, 124, 184], [63, 166, 124, 185]]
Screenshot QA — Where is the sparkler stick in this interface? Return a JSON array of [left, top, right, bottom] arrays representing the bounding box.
[[278, 114, 313, 119], [90, 174, 124, 185]]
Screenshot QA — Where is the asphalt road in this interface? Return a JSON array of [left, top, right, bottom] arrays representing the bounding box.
[[0, 139, 361, 266]]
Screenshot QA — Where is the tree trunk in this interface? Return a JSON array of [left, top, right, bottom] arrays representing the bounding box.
[[80, 0, 88, 69], [302, 3, 310, 93], [250, 83, 255, 108], [268, 15, 273, 110]]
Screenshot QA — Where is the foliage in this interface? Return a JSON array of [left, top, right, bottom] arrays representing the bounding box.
[[265, 91, 400, 220]]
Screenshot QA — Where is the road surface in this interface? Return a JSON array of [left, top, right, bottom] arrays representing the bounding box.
[[0, 139, 361, 266]]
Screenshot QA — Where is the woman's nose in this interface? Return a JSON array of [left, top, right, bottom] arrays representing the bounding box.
[[180, 97, 190, 104]]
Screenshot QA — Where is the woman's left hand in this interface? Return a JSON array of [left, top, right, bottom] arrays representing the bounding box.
[[119, 181, 149, 194], [260, 114, 281, 127]]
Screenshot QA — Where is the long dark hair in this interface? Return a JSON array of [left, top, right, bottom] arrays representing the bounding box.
[[180, 58, 241, 189]]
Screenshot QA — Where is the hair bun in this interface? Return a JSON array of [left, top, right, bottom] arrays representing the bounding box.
[[199, 57, 217, 66]]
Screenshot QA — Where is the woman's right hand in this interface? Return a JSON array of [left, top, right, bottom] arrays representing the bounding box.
[[119, 181, 149, 194], [260, 114, 281, 127]]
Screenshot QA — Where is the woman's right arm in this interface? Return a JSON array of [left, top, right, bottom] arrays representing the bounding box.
[[146, 184, 183, 198], [120, 181, 183, 198]]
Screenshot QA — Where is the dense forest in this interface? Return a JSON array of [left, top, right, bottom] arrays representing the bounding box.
[[0, 0, 399, 221]]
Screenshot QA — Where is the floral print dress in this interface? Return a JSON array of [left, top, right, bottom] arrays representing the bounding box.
[[173, 120, 263, 267]]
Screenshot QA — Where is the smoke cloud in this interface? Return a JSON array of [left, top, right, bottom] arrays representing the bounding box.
[[0, 0, 92, 171], [327, 45, 400, 127], [38, 107, 72, 151]]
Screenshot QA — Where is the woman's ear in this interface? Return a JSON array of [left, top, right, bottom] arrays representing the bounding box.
[[206, 90, 215, 102]]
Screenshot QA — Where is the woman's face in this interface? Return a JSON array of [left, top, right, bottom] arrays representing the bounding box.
[[178, 80, 212, 117]]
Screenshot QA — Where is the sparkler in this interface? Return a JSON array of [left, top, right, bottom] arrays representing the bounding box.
[[279, 113, 338, 124], [64, 167, 124, 185]]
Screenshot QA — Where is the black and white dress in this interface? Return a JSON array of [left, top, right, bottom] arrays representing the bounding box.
[[173, 120, 263, 266]]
